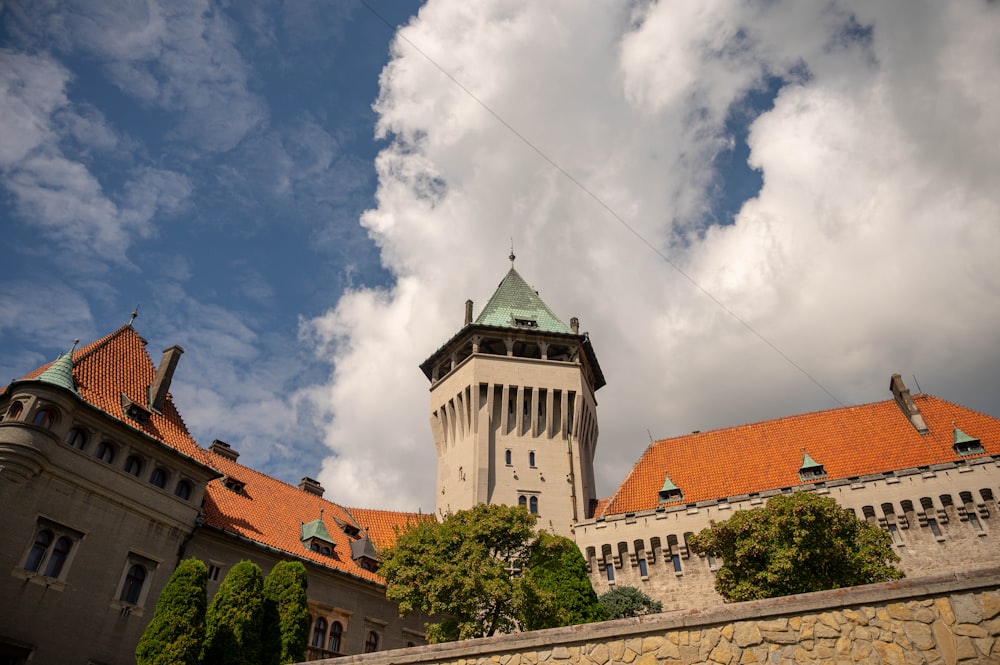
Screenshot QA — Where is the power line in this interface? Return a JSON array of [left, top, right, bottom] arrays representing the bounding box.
[[357, 0, 843, 407]]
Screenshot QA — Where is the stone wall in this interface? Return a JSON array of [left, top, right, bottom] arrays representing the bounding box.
[[307, 567, 1000, 665]]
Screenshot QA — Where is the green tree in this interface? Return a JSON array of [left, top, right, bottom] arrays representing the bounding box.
[[522, 532, 605, 630], [597, 586, 662, 620], [261, 561, 310, 665], [687, 492, 904, 602], [202, 560, 265, 665], [381, 503, 539, 642], [135, 558, 208, 665]]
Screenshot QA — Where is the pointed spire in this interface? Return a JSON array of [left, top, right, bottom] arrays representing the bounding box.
[[36, 340, 79, 394], [474, 266, 573, 333]]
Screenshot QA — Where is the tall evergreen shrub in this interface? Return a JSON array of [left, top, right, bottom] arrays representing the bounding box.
[[135, 558, 208, 665], [201, 560, 265, 665], [261, 560, 310, 665]]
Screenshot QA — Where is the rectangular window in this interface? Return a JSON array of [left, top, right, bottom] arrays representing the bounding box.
[[671, 553, 682, 573], [637, 559, 648, 578], [208, 562, 223, 581], [968, 512, 984, 534], [926, 518, 942, 538], [606, 564, 615, 582], [887, 523, 903, 544]]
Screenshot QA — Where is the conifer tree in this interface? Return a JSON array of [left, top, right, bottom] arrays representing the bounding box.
[[135, 558, 208, 665], [522, 532, 606, 630], [261, 560, 310, 665], [202, 560, 265, 665]]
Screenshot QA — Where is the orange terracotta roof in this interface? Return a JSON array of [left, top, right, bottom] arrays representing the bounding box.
[[202, 452, 387, 584], [20, 326, 209, 466], [601, 395, 1000, 517], [344, 507, 434, 552]]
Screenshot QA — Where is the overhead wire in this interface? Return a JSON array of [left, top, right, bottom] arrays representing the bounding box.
[[357, 0, 844, 408]]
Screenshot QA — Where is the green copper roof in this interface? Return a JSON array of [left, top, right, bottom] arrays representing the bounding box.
[[301, 513, 335, 544], [953, 427, 978, 446], [474, 268, 572, 334], [36, 348, 77, 394], [659, 474, 680, 494], [800, 452, 822, 470]]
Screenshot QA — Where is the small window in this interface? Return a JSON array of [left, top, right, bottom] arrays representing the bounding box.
[[671, 553, 682, 573], [149, 467, 168, 489], [120, 563, 147, 604], [328, 621, 343, 653], [638, 558, 648, 577], [65, 427, 88, 450], [311, 617, 327, 648], [32, 408, 56, 429], [528, 451, 536, 467], [606, 564, 615, 582], [518, 495, 527, 509], [124, 455, 143, 477], [174, 480, 193, 500], [24, 529, 53, 573], [22, 522, 80, 581], [95, 441, 117, 464], [45, 537, 73, 578], [514, 318, 537, 328], [5, 401, 24, 421], [505, 449, 512, 466], [529, 496, 538, 515], [208, 563, 222, 581], [365, 631, 379, 653]]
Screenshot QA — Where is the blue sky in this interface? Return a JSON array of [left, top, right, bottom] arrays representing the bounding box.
[[3, 1, 999, 513]]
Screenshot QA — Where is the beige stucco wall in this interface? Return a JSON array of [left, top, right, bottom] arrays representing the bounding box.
[[305, 567, 1000, 665]]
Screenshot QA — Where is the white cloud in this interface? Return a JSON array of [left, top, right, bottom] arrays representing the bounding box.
[[304, 0, 1000, 512]]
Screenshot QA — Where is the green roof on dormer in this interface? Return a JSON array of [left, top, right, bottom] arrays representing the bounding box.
[[953, 427, 978, 446], [800, 452, 822, 471], [36, 349, 77, 394], [474, 268, 572, 334], [301, 514, 334, 544]]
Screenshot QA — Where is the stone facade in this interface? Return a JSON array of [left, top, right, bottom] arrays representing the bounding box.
[[312, 567, 1000, 665]]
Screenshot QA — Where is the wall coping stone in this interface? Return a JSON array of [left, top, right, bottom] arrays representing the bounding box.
[[306, 566, 1000, 665]]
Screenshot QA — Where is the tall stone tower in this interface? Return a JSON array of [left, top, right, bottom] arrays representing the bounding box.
[[419, 261, 605, 536]]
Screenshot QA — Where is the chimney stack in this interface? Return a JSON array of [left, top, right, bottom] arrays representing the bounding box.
[[298, 477, 326, 497], [149, 345, 184, 412], [570, 317, 580, 334], [465, 299, 474, 326], [889, 373, 928, 433], [210, 439, 240, 461]]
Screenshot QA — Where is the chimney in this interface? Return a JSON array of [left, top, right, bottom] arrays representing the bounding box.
[[570, 317, 580, 334], [149, 345, 184, 412], [465, 299, 474, 326], [889, 373, 928, 433], [210, 439, 240, 461], [298, 477, 325, 497]]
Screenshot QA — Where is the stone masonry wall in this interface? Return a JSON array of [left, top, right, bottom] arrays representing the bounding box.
[[308, 567, 1000, 665]]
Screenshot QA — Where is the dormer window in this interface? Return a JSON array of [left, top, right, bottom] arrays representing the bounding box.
[[121, 394, 151, 424], [222, 476, 245, 494], [351, 536, 380, 572], [658, 473, 683, 503], [301, 512, 336, 557], [514, 318, 537, 328], [953, 427, 984, 456], [798, 452, 827, 482]]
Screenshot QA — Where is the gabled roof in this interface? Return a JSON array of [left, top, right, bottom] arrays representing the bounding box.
[[344, 507, 434, 552], [474, 267, 572, 333], [600, 394, 1000, 517], [17, 326, 209, 465]]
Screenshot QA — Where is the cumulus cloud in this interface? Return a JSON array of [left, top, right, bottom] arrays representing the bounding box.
[[306, 0, 1000, 510]]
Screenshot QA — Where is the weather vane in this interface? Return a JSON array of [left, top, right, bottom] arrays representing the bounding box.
[[127, 305, 140, 327]]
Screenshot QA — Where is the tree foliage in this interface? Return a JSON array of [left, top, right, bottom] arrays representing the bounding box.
[[687, 492, 904, 602], [135, 558, 208, 665], [261, 560, 310, 665], [597, 586, 662, 620], [202, 560, 265, 665], [522, 532, 605, 630], [381, 504, 544, 642]]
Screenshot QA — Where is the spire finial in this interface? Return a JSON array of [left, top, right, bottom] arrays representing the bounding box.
[[509, 239, 516, 266], [127, 305, 140, 327]]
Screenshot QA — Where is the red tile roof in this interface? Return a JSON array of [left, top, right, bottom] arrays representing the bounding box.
[[343, 507, 434, 552], [15, 326, 427, 585], [600, 395, 1000, 517]]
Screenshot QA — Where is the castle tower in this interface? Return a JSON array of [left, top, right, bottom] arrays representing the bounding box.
[[419, 261, 605, 536]]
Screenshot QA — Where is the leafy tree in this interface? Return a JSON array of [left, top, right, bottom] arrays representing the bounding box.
[[522, 532, 605, 630], [202, 560, 265, 665], [135, 558, 208, 665], [687, 492, 904, 602], [598, 586, 662, 620], [381, 503, 539, 642], [261, 560, 310, 665]]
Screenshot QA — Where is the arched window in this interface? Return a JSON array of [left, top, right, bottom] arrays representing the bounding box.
[[529, 496, 538, 515], [505, 449, 512, 465], [24, 529, 53, 572], [32, 408, 56, 429], [65, 427, 88, 450], [44, 537, 72, 577], [518, 495, 527, 509], [124, 455, 143, 477], [175, 480, 193, 500], [5, 401, 24, 421], [328, 621, 343, 653], [311, 617, 327, 648], [365, 631, 379, 653], [96, 441, 116, 463], [149, 467, 168, 488], [120, 564, 146, 604], [528, 451, 536, 467]]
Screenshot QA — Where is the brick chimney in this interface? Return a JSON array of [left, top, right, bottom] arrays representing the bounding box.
[[890, 374, 928, 433], [210, 439, 240, 461], [465, 299, 474, 326], [570, 317, 580, 334], [298, 477, 325, 497], [149, 345, 184, 412]]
